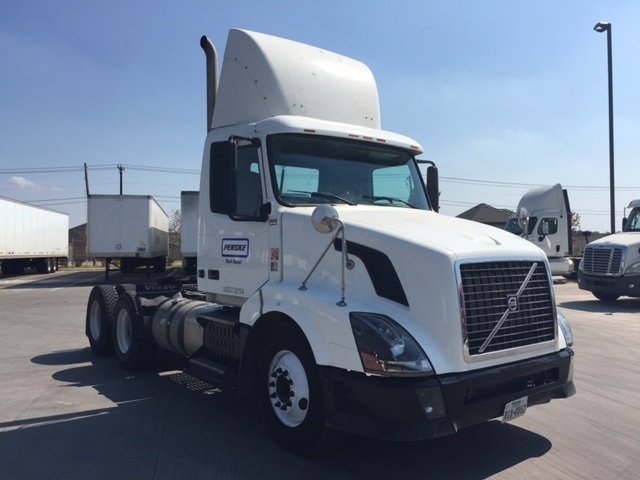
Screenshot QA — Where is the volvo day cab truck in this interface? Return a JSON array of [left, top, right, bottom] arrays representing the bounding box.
[[85, 29, 575, 454], [578, 199, 640, 301], [0, 196, 68, 275], [505, 184, 579, 276]]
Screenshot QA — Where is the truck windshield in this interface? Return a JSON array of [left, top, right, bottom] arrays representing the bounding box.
[[267, 134, 430, 209], [624, 208, 640, 232]]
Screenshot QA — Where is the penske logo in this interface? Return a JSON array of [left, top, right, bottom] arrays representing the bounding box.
[[221, 238, 249, 258]]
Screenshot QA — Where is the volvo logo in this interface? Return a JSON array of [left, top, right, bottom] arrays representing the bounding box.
[[507, 295, 519, 312]]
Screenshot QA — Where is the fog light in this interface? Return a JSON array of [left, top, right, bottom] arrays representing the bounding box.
[[629, 284, 635, 289], [424, 406, 434, 415]]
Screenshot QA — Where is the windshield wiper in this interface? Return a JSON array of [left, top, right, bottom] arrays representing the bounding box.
[[361, 195, 418, 209], [290, 190, 357, 205]]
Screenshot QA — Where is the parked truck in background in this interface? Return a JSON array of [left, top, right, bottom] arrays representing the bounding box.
[[505, 184, 581, 276], [578, 199, 640, 301], [87, 194, 169, 276], [0, 196, 68, 275], [180, 191, 198, 275], [84, 29, 575, 454]]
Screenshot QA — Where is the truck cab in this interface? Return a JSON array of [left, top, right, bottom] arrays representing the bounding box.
[[578, 199, 640, 301], [505, 184, 575, 276]]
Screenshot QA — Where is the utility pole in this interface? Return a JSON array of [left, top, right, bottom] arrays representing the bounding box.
[[117, 164, 125, 195]]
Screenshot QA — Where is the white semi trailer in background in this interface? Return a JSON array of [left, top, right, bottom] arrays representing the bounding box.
[[180, 190, 199, 275], [87, 194, 169, 277], [0, 196, 68, 275], [85, 29, 575, 454]]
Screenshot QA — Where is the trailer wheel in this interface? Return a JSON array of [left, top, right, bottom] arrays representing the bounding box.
[[86, 285, 118, 355], [113, 292, 153, 370], [260, 325, 330, 455], [593, 291, 620, 302]]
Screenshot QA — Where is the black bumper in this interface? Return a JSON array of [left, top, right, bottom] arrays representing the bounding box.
[[578, 270, 640, 298], [319, 349, 575, 442]]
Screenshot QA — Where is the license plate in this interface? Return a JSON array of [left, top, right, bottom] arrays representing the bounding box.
[[502, 396, 528, 423]]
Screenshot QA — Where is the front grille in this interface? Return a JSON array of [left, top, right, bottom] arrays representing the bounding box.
[[459, 261, 555, 356], [582, 245, 623, 276]]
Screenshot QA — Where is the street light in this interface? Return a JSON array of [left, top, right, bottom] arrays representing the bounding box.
[[593, 21, 615, 234]]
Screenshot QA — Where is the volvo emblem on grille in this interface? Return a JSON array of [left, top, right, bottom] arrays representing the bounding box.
[[507, 295, 519, 312]]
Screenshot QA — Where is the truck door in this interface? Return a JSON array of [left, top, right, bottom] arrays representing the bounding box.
[[532, 215, 568, 259], [199, 139, 270, 302]]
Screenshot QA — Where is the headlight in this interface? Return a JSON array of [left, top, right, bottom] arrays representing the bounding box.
[[557, 310, 574, 347], [624, 261, 640, 275], [349, 312, 434, 376]]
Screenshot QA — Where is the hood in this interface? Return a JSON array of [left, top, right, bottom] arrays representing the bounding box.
[[588, 231, 640, 247], [333, 206, 545, 260]]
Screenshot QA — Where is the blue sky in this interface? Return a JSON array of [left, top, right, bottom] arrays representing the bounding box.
[[1, 1, 639, 232]]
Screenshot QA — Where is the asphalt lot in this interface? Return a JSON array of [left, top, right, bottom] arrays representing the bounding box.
[[0, 269, 639, 479]]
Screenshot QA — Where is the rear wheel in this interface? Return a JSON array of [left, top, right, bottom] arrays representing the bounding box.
[[260, 325, 331, 455], [113, 292, 153, 370], [86, 285, 118, 355], [593, 291, 620, 302]]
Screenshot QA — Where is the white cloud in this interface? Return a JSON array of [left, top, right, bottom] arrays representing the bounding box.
[[9, 176, 37, 188]]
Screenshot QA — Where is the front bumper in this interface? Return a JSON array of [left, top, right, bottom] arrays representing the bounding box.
[[320, 349, 575, 441], [578, 270, 640, 298]]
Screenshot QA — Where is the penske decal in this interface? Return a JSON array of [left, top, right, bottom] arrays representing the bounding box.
[[221, 238, 249, 258]]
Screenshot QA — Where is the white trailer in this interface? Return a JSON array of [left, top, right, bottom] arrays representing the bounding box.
[[180, 191, 199, 274], [87, 194, 169, 276], [85, 30, 575, 455], [0, 196, 68, 275]]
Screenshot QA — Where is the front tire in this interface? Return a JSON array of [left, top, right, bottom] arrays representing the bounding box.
[[86, 285, 118, 355], [113, 292, 153, 370], [261, 325, 330, 455]]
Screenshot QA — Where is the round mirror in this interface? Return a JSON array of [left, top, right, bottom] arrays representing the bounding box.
[[311, 205, 340, 234], [517, 207, 529, 231]]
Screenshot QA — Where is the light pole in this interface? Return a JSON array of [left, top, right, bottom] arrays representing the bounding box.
[[594, 21, 615, 234]]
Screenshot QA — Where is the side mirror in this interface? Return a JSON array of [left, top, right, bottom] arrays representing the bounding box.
[[311, 204, 340, 233], [209, 140, 238, 214], [426, 165, 439, 213], [517, 207, 529, 237]]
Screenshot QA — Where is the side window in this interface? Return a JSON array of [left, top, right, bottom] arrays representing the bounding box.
[[527, 216, 538, 235], [538, 217, 558, 236], [235, 146, 262, 218]]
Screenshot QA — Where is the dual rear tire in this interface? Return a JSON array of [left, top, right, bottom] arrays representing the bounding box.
[[85, 285, 153, 369]]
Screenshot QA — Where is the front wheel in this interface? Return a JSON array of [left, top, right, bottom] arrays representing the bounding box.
[[593, 291, 620, 302], [261, 326, 331, 455], [86, 285, 118, 355], [112, 292, 153, 370]]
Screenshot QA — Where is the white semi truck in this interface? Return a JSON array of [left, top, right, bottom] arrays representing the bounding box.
[[0, 196, 68, 275], [505, 184, 580, 276], [87, 194, 169, 277], [578, 199, 640, 301], [85, 29, 575, 454]]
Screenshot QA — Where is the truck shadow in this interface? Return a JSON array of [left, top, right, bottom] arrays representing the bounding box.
[[558, 298, 640, 314], [4, 348, 555, 480]]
